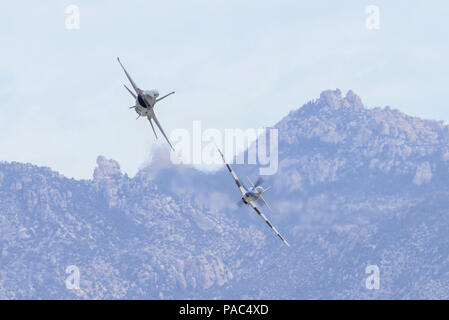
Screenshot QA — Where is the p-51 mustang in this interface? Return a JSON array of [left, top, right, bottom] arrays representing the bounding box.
[[216, 146, 290, 247], [117, 57, 175, 150]]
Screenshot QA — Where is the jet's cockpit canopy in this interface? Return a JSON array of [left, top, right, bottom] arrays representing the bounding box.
[[137, 94, 147, 108]]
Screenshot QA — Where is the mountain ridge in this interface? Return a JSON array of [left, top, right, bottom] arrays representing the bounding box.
[[0, 89, 448, 299]]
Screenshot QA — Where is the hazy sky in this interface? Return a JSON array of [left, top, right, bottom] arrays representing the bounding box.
[[1, 1, 448, 179]]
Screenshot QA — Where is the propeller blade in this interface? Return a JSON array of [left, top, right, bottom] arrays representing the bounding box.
[[256, 197, 265, 207], [254, 176, 264, 187], [236, 199, 245, 208]]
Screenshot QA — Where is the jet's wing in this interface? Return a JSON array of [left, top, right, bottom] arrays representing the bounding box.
[[248, 201, 290, 247], [117, 57, 141, 94], [216, 146, 246, 197], [151, 114, 174, 151]]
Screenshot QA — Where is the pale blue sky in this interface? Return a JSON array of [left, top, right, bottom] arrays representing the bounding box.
[[0, 1, 448, 179]]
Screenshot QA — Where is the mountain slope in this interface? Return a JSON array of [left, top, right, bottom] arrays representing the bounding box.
[[0, 89, 448, 299]]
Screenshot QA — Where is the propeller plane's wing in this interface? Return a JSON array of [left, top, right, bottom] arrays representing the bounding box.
[[216, 146, 246, 196], [216, 145, 290, 247], [248, 201, 290, 247]]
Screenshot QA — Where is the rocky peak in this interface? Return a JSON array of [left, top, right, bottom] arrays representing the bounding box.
[[1, 90, 449, 299], [344, 90, 364, 109], [272, 89, 449, 192], [93, 156, 122, 181], [318, 89, 342, 109], [92, 156, 124, 209], [316, 89, 364, 111]]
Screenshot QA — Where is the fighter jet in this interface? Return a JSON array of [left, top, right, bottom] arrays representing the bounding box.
[[117, 57, 175, 150], [216, 146, 290, 247]]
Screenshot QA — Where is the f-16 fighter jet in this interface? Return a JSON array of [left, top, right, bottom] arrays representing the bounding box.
[[117, 57, 175, 150], [216, 146, 290, 247]]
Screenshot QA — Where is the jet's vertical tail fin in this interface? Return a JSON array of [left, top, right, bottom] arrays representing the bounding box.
[[123, 84, 136, 99], [148, 117, 158, 139]]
